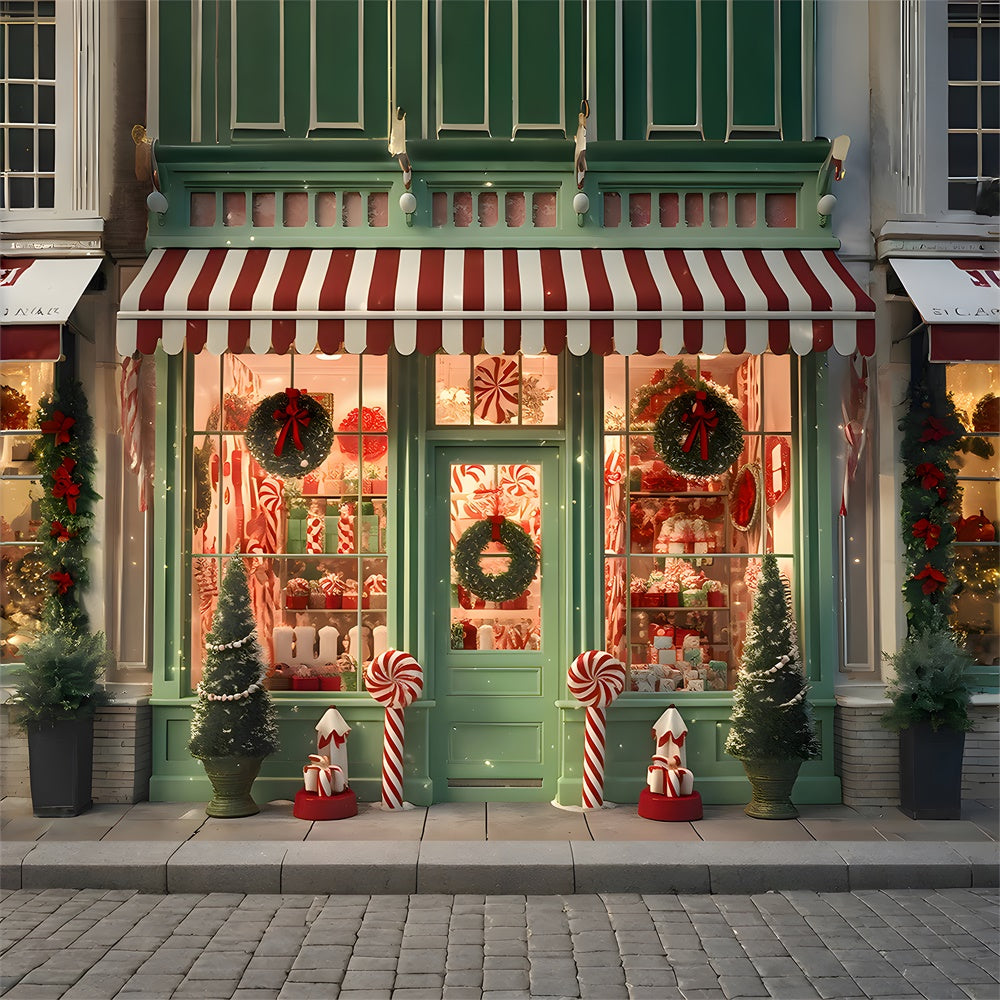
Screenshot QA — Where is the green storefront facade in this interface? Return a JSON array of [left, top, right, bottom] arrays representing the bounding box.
[[121, 0, 874, 807]]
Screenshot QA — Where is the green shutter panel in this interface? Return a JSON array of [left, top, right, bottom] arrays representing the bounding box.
[[232, 0, 284, 130]]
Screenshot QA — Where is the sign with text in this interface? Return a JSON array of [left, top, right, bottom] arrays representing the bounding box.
[[891, 257, 1000, 324], [0, 256, 102, 324]]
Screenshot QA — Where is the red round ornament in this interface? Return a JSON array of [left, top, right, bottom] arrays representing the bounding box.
[[337, 406, 388, 461]]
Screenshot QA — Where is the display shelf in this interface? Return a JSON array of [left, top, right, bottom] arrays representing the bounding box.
[[629, 604, 729, 612], [453, 608, 539, 620], [629, 490, 726, 498]]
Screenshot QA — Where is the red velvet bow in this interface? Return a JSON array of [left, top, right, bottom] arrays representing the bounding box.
[[919, 417, 952, 443], [911, 519, 941, 550], [50, 570, 74, 595], [51, 457, 80, 514], [913, 563, 947, 595], [914, 462, 945, 491], [272, 388, 311, 457], [50, 521, 76, 542], [488, 515, 504, 542], [680, 391, 718, 461], [40, 410, 75, 444]]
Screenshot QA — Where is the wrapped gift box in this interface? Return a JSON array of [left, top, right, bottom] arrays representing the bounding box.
[[653, 635, 673, 650], [657, 648, 677, 665], [286, 508, 307, 554]]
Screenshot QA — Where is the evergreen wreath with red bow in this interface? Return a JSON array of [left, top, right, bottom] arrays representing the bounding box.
[[245, 388, 333, 478], [454, 517, 538, 605], [899, 378, 965, 633], [654, 381, 745, 480], [33, 381, 100, 637]]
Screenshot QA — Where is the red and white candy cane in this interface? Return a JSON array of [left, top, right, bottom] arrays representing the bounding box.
[[568, 650, 627, 808], [337, 503, 355, 553], [306, 511, 324, 553], [364, 650, 423, 809]]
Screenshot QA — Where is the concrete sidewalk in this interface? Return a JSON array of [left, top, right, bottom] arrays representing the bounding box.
[[2, 797, 997, 895]]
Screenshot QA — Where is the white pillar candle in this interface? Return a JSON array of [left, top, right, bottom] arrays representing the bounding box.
[[372, 624, 388, 659], [477, 625, 494, 650], [272, 626, 295, 665], [293, 625, 318, 665], [318, 625, 340, 665]]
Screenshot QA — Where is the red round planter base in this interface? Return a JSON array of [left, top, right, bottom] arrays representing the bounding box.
[[293, 788, 358, 821], [637, 788, 703, 822]]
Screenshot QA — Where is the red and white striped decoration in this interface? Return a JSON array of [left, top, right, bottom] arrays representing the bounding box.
[[337, 504, 354, 553], [119, 355, 151, 512], [116, 247, 876, 359], [364, 650, 423, 810], [473, 356, 519, 424], [568, 650, 627, 809], [306, 511, 323, 553]]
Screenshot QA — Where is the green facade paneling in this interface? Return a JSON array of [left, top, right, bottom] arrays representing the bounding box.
[[515, 0, 563, 130], [314, 0, 362, 126], [731, 0, 777, 132], [439, 0, 488, 129], [233, 0, 283, 127], [649, 0, 699, 130]]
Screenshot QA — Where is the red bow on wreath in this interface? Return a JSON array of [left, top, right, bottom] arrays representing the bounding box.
[[913, 563, 947, 595], [50, 570, 74, 595], [911, 518, 941, 550], [272, 388, 311, 457], [914, 462, 945, 491], [919, 417, 953, 443], [680, 391, 718, 461], [39, 410, 75, 444], [51, 457, 80, 514], [50, 521, 76, 542]]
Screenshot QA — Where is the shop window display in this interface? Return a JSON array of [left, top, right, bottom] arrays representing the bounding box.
[[946, 364, 999, 669], [188, 353, 388, 692], [1, 363, 55, 663], [435, 354, 558, 426], [603, 354, 794, 693]]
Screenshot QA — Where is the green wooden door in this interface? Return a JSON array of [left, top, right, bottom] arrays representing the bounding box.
[[430, 446, 562, 801]]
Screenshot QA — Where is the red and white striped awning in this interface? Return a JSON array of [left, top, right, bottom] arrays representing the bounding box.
[[117, 247, 875, 358]]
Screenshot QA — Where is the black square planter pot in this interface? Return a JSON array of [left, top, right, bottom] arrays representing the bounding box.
[[27, 716, 94, 817], [898, 721, 965, 820]]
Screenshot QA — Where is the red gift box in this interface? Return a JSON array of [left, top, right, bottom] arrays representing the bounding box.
[[292, 676, 320, 691], [707, 590, 725, 607], [325, 594, 343, 610], [342, 595, 358, 609], [665, 592, 680, 607], [286, 595, 308, 610], [319, 677, 342, 691], [501, 593, 529, 610]]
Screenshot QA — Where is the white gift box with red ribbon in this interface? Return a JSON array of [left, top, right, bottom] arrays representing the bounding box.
[[647, 754, 694, 797], [303, 754, 346, 797]]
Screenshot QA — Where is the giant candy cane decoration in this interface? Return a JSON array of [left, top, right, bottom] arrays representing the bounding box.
[[364, 650, 423, 809], [568, 650, 626, 808]]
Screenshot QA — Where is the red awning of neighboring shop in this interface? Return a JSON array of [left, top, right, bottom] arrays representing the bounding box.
[[116, 247, 876, 358], [0, 324, 61, 361], [890, 257, 1000, 363]]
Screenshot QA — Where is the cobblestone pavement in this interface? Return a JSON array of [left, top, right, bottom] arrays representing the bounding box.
[[1, 888, 997, 1000]]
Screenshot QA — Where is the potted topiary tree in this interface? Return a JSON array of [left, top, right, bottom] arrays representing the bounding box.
[[882, 631, 973, 819], [6, 380, 108, 817], [725, 553, 820, 818], [188, 554, 279, 817]]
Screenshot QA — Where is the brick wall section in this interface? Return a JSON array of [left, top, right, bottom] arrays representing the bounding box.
[[836, 702, 1000, 806], [0, 701, 151, 804]]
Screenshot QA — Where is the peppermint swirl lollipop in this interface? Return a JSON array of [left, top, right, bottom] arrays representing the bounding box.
[[568, 650, 626, 808]]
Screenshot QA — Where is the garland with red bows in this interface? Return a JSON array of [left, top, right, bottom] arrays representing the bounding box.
[[245, 388, 333, 479], [654, 382, 745, 480], [33, 381, 99, 636], [899, 378, 965, 633]]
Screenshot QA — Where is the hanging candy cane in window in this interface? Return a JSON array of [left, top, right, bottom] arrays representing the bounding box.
[[364, 650, 423, 809], [567, 650, 627, 808]]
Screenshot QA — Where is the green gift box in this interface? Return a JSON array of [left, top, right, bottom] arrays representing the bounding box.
[[286, 507, 306, 554]]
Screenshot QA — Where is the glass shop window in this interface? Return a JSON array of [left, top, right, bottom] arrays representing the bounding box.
[[946, 363, 999, 672], [434, 354, 559, 427], [1, 362, 55, 664], [188, 353, 389, 693], [602, 355, 795, 694]]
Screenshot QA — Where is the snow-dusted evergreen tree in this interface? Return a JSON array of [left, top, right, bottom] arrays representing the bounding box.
[[188, 556, 279, 760], [725, 553, 820, 762]]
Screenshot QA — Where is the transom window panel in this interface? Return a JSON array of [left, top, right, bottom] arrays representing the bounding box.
[[188, 353, 389, 694], [435, 354, 559, 427], [602, 353, 794, 694]]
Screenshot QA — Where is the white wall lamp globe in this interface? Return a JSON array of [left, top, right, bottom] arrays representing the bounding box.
[[816, 193, 837, 225], [147, 189, 169, 215], [399, 191, 417, 226], [573, 191, 590, 226]]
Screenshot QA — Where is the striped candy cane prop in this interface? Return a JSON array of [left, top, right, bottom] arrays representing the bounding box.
[[337, 503, 355, 553], [568, 650, 627, 808], [364, 650, 423, 809]]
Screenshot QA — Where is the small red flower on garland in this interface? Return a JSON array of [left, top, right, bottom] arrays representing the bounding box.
[[50, 521, 76, 542], [914, 462, 945, 491], [919, 416, 952, 443], [272, 388, 311, 456], [913, 563, 947, 595], [50, 570, 74, 595], [51, 456, 80, 513], [39, 409, 76, 444], [911, 519, 941, 550]]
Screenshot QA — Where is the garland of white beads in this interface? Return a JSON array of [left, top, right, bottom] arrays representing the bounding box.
[[198, 631, 263, 701], [204, 630, 257, 653]]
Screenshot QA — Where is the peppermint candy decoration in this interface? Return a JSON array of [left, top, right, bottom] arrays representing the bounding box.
[[473, 357, 519, 424], [365, 649, 423, 708], [499, 463, 538, 497], [568, 650, 627, 708]]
